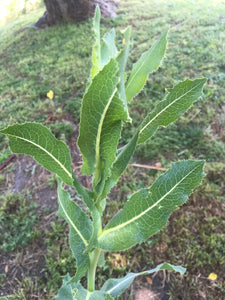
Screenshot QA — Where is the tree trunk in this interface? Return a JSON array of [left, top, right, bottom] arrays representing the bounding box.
[[34, 0, 119, 28]]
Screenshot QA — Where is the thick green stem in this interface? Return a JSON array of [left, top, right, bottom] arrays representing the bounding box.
[[88, 248, 101, 292]]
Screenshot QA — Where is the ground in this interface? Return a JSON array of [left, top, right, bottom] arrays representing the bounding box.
[[0, 0, 225, 299]]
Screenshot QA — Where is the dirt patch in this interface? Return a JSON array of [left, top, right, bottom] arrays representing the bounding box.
[[133, 274, 169, 300]]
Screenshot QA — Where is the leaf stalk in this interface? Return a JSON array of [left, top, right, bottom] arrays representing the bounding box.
[[88, 248, 102, 292]]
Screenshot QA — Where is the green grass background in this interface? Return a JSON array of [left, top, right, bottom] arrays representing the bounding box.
[[0, 0, 225, 299]]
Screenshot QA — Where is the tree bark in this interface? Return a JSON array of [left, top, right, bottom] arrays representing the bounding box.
[[34, 0, 119, 28]]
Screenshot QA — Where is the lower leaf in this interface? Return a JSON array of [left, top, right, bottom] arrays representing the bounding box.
[[57, 179, 93, 281], [101, 263, 186, 298], [56, 273, 77, 300]]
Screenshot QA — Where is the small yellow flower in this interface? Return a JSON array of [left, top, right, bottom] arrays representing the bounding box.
[[47, 90, 54, 100], [81, 81, 84, 85], [122, 38, 126, 45], [208, 273, 217, 281]]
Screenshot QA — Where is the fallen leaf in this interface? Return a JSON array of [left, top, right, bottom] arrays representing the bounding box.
[[145, 276, 152, 285]]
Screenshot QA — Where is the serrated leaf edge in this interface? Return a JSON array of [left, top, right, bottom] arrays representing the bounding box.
[[139, 78, 205, 138], [1, 124, 73, 181], [58, 179, 89, 247], [99, 161, 203, 238]]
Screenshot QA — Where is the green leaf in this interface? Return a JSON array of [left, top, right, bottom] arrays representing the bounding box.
[[78, 59, 119, 177], [98, 160, 205, 251], [71, 174, 101, 253], [101, 131, 139, 199], [91, 5, 101, 79], [98, 250, 105, 267], [101, 29, 117, 69], [101, 263, 185, 298], [105, 295, 114, 300], [57, 179, 93, 281], [125, 29, 168, 102], [78, 59, 128, 194], [138, 78, 207, 144], [56, 273, 77, 300], [66, 283, 106, 300], [0, 123, 73, 186], [94, 91, 128, 193], [117, 26, 132, 112]]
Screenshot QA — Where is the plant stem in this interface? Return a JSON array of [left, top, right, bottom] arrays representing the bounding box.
[[88, 248, 101, 292]]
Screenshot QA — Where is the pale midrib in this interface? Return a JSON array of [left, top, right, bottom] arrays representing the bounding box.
[[58, 190, 88, 247], [139, 82, 202, 135], [95, 88, 117, 170], [7, 134, 72, 179], [85, 291, 91, 300], [107, 274, 135, 295], [100, 164, 199, 236]]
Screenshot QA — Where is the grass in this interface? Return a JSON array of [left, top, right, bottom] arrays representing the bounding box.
[[0, 0, 225, 299]]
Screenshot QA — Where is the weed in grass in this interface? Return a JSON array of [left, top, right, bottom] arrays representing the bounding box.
[[48, 122, 74, 142], [0, 193, 39, 252], [43, 220, 76, 294]]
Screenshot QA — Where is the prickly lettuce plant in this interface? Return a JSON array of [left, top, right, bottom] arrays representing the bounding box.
[[1, 7, 206, 300]]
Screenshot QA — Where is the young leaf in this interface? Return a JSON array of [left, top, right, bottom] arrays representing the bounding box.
[[101, 29, 117, 68], [125, 29, 168, 102], [91, 5, 101, 79], [101, 131, 139, 199], [57, 179, 93, 281], [138, 78, 207, 144], [101, 263, 185, 298], [0, 123, 73, 186], [98, 160, 205, 251], [94, 91, 128, 193], [117, 26, 132, 111]]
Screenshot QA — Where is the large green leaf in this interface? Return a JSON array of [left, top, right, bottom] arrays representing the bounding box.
[[78, 59, 118, 177], [98, 160, 204, 251], [0, 123, 73, 186], [57, 179, 93, 281], [78, 59, 128, 193], [125, 29, 168, 102], [138, 78, 207, 144], [101, 263, 185, 298]]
